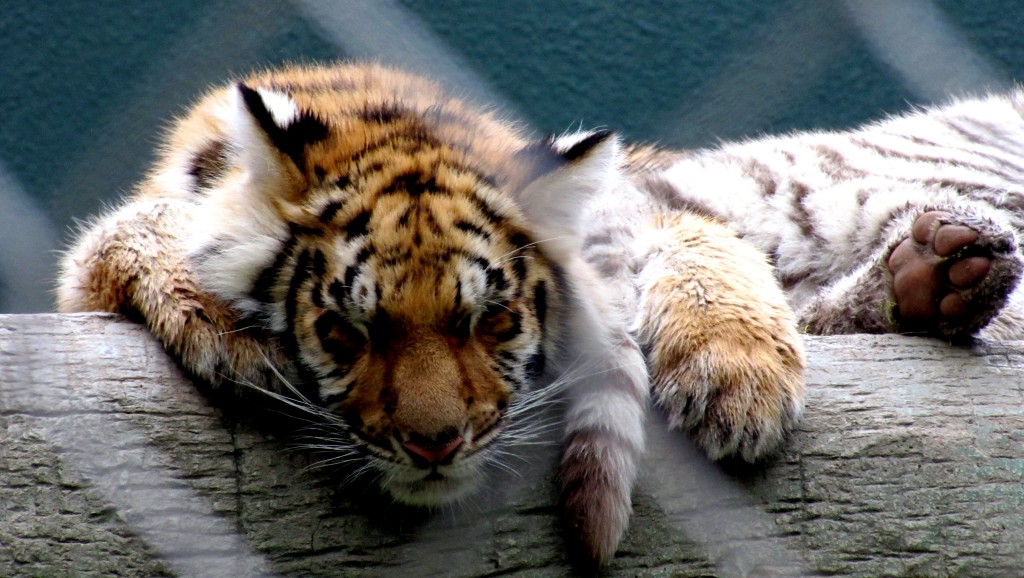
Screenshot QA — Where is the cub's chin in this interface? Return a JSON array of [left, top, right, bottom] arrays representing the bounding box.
[[382, 463, 485, 506]]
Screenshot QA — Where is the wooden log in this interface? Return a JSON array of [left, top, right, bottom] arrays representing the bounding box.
[[1, 313, 1023, 577]]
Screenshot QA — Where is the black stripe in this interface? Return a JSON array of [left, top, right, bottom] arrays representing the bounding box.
[[498, 350, 519, 369], [379, 171, 439, 197], [289, 221, 323, 237], [423, 207, 443, 237], [346, 134, 442, 170], [238, 83, 329, 168], [470, 255, 492, 272], [453, 280, 464, 312], [368, 308, 392, 345], [495, 353, 527, 391], [343, 210, 372, 238], [321, 389, 351, 407], [358, 101, 410, 123], [640, 175, 726, 221], [486, 267, 508, 293], [810, 145, 866, 181], [314, 310, 338, 345], [534, 281, 548, 326], [191, 238, 226, 266], [397, 207, 412, 227], [283, 249, 314, 355], [424, 103, 477, 131], [293, 359, 326, 403], [525, 350, 545, 380], [319, 201, 345, 224], [323, 367, 349, 381], [560, 130, 613, 162], [511, 256, 528, 285], [343, 247, 372, 289], [249, 236, 298, 304], [311, 279, 325, 309], [329, 280, 348, 308], [509, 232, 530, 249], [312, 249, 327, 278], [443, 162, 500, 191], [468, 194, 504, 225], [455, 220, 489, 239], [855, 135, 1017, 179]]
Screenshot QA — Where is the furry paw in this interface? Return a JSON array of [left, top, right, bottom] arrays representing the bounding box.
[[887, 210, 1023, 339], [651, 322, 805, 462], [637, 215, 806, 463]]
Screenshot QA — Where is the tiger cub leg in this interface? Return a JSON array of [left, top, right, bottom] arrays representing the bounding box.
[[57, 200, 284, 392], [801, 206, 1023, 340], [634, 213, 805, 461], [887, 210, 1023, 339]]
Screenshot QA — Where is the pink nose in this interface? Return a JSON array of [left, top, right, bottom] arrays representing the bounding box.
[[402, 435, 463, 465]]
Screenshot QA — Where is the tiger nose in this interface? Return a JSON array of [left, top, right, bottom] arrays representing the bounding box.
[[401, 429, 464, 466]]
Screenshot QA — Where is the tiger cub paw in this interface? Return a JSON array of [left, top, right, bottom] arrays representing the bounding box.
[[649, 309, 806, 463], [887, 210, 1023, 340]]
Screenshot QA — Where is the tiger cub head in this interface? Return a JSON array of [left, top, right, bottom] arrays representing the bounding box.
[[177, 64, 619, 504]]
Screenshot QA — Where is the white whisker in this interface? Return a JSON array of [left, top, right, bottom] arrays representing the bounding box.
[[493, 234, 571, 266], [214, 324, 266, 336]]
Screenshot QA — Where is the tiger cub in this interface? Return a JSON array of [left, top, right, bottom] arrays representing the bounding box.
[[58, 63, 695, 564], [56, 61, 1023, 565]]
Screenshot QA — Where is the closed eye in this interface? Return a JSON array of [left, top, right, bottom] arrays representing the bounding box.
[[314, 310, 367, 367], [476, 302, 520, 343], [449, 309, 473, 340]]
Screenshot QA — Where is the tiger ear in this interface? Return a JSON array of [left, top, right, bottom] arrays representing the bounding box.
[[516, 130, 620, 238], [189, 86, 329, 317], [224, 83, 329, 190]]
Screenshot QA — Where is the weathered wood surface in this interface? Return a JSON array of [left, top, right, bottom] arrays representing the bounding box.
[[2, 313, 1023, 577]]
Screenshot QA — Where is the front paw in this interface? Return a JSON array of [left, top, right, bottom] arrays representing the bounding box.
[[649, 319, 805, 462]]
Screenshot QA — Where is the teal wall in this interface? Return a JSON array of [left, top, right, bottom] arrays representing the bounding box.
[[2, 1, 1023, 311]]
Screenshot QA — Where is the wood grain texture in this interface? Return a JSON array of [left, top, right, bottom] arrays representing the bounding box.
[[1, 313, 1023, 577]]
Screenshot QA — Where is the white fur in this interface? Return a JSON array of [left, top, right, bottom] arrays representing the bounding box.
[[518, 132, 621, 243], [187, 87, 302, 313], [254, 87, 300, 127], [651, 90, 1024, 317]]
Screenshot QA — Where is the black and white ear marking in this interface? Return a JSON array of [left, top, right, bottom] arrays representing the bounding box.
[[189, 85, 332, 314], [516, 130, 621, 238], [236, 83, 329, 169], [554, 129, 614, 162]]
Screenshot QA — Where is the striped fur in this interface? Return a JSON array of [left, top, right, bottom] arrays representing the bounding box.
[[57, 61, 1024, 566], [563, 89, 1024, 562], [621, 90, 1024, 342], [57, 63, 643, 561]]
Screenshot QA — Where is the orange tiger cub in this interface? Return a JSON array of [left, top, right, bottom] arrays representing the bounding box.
[[58, 62, 806, 564]]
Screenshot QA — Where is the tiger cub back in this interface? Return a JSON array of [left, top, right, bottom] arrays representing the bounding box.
[[622, 91, 1024, 343]]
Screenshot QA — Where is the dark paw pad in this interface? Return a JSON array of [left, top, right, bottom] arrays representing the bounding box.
[[887, 210, 1022, 339]]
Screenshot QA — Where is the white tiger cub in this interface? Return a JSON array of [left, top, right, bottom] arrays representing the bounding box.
[[624, 91, 1024, 343], [537, 89, 1024, 562], [56, 61, 1024, 567]]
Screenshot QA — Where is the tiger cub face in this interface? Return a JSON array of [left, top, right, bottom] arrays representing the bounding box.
[[176, 64, 619, 504]]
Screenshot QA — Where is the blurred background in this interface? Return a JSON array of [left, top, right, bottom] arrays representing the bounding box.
[[2, 0, 1022, 312]]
